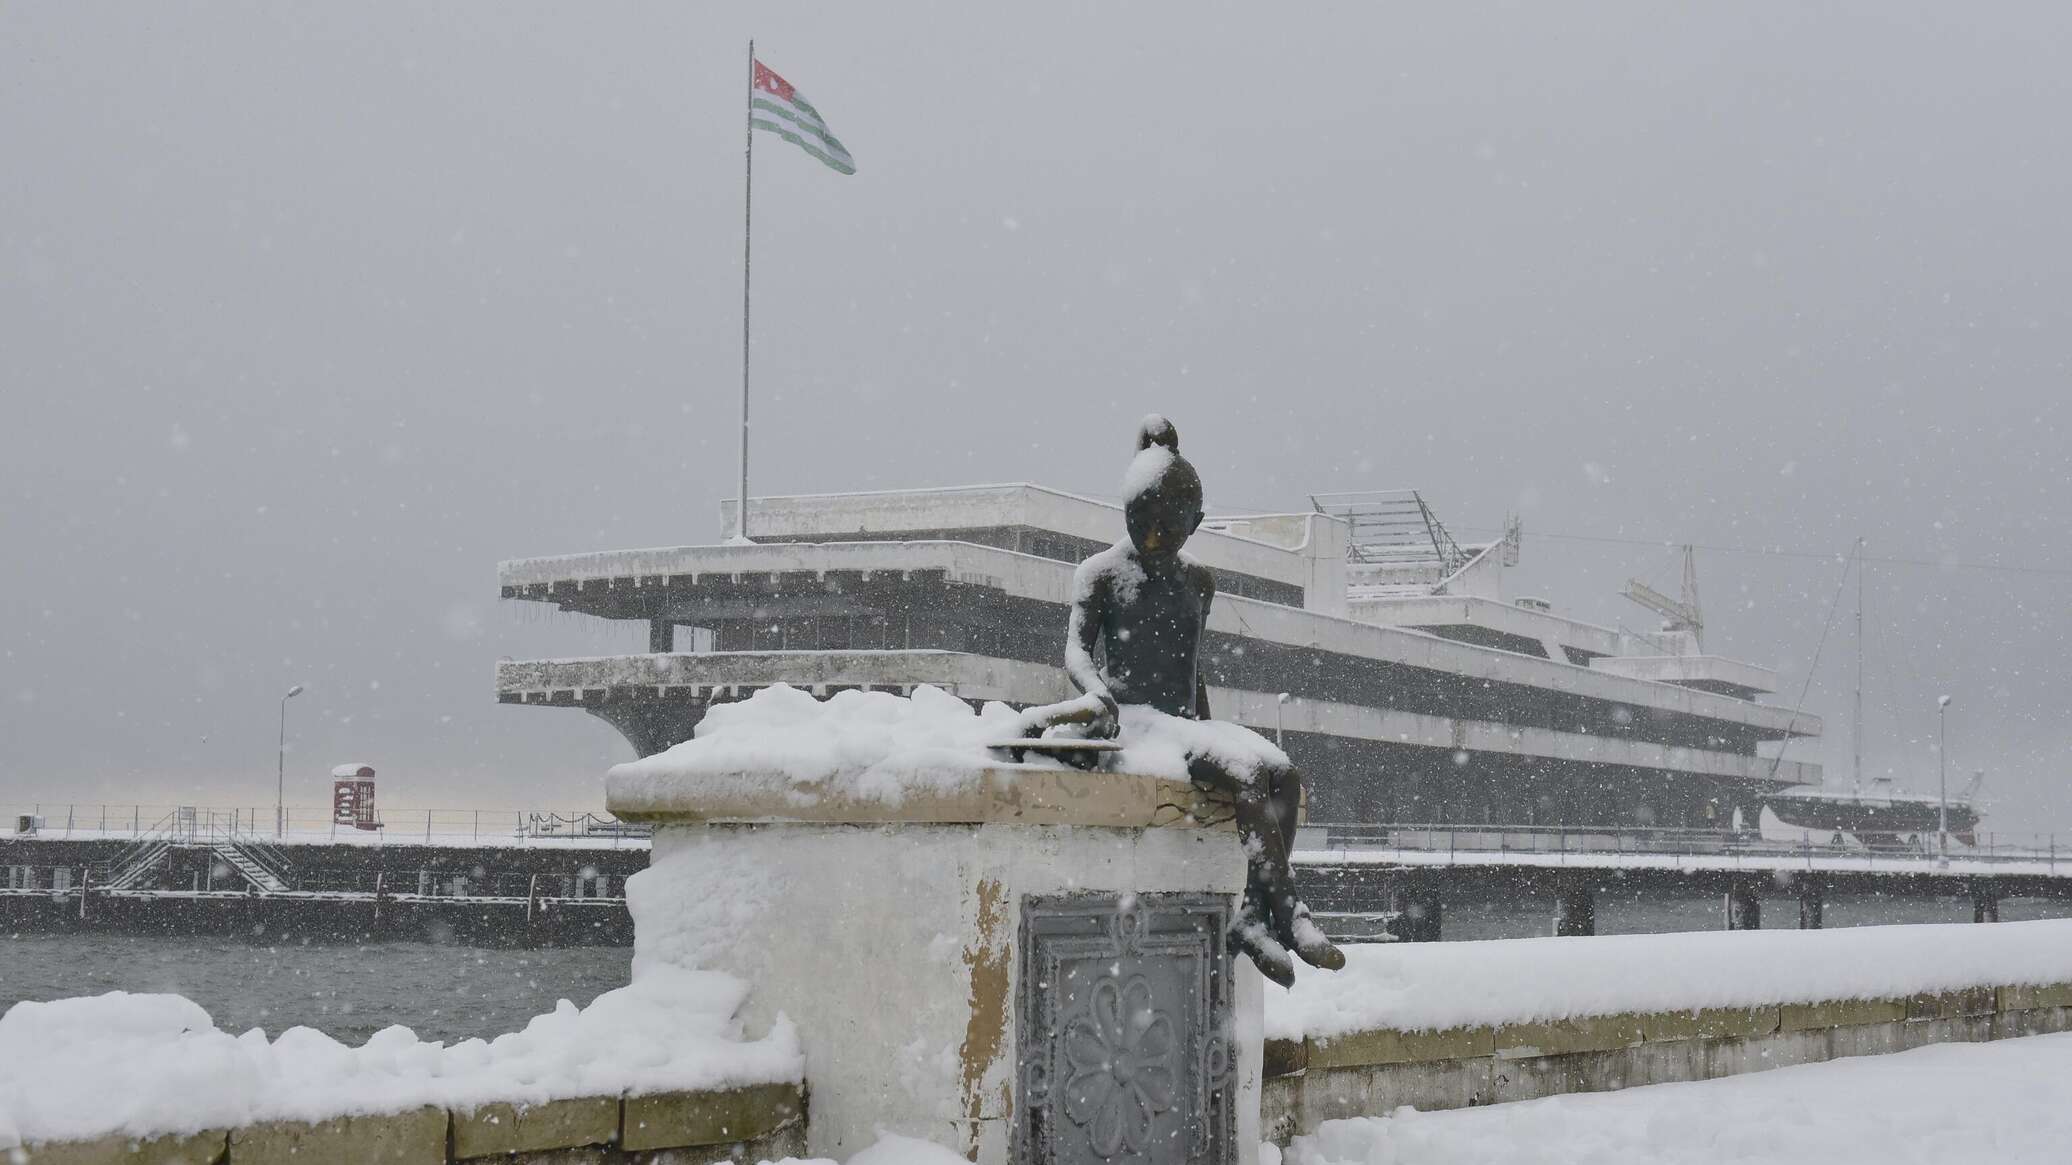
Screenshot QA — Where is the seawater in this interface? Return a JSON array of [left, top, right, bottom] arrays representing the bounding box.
[[0, 934, 629, 1045], [8, 894, 2072, 1043]]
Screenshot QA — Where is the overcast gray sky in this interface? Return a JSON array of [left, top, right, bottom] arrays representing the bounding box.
[[4, 3, 2069, 827]]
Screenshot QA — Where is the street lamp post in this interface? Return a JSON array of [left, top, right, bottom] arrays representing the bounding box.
[[278, 684, 304, 838], [1937, 694, 1952, 867], [1275, 692, 1291, 747]]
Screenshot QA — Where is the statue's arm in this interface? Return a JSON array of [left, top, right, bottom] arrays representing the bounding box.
[[1064, 564, 1111, 699], [1000, 560, 1118, 745], [1065, 562, 1121, 735]]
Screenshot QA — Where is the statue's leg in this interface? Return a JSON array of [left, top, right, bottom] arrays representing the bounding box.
[[1267, 762, 1303, 854], [1197, 755, 1345, 973], [1188, 754, 1302, 986], [1270, 762, 1344, 970]]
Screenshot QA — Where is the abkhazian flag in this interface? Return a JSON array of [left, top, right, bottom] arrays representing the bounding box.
[[752, 60, 856, 175]]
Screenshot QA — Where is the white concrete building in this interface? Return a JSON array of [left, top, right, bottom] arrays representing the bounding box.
[[497, 484, 1819, 829]]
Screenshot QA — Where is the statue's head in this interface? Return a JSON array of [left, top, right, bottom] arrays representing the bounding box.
[[1121, 414, 1203, 559]]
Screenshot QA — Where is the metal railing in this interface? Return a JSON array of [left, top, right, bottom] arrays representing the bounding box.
[[5, 803, 644, 847], [93, 808, 299, 891], [1304, 822, 2064, 871]]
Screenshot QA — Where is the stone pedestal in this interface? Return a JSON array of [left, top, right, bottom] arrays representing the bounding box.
[[614, 766, 1261, 1164]]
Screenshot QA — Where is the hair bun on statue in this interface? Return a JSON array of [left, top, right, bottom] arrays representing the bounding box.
[[1122, 413, 1201, 515], [1136, 414, 1180, 452]]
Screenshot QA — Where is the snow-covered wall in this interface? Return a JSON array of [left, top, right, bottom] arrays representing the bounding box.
[[1269, 919, 2072, 1040], [0, 970, 801, 1151]]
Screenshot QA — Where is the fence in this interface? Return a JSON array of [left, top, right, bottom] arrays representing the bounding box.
[[1305, 822, 2063, 870], [3, 803, 646, 847]]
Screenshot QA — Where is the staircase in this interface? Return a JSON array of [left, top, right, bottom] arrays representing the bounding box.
[[209, 841, 290, 892], [100, 839, 173, 890], [95, 809, 296, 893]]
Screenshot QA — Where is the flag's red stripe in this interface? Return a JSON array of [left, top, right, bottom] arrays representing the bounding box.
[[752, 60, 797, 103]]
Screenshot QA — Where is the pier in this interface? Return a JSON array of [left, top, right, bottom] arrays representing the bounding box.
[[15, 805, 2072, 948], [1296, 823, 2072, 940], [2, 805, 645, 945]]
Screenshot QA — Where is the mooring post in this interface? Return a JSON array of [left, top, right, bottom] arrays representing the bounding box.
[[1555, 881, 1596, 936], [1798, 880, 1824, 929], [1724, 881, 1761, 930], [1972, 883, 2001, 923]]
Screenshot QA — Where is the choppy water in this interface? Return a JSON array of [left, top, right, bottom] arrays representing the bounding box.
[[0, 934, 630, 1045], [7, 894, 2072, 1044]]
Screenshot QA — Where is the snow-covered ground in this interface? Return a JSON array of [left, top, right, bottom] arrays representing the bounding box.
[[1267, 919, 2072, 1040], [1276, 1031, 2072, 1165], [0, 969, 799, 1150]]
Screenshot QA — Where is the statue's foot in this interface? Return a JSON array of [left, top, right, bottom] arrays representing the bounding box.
[[1289, 905, 1347, 972], [1231, 916, 1296, 989]]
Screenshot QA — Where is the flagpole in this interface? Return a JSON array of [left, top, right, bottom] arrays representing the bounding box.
[[738, 38, 755, 542]]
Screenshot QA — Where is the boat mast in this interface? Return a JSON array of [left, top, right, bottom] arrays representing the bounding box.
[[1853, 536, 1864, 794]]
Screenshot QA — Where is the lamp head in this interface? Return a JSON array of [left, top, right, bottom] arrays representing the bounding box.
[[285, 684, 305, 699]]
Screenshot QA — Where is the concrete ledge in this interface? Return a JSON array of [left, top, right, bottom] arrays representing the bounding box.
[[1998, 982, 2072, 1011], [15, 1130, 227, 1165], [1780, 996, 1908, 1032], [1642, 1005, 1780, 1042], [12, 1083, 811, 1165], [1906, 987, 1996, 1022], [227, 1106, 447, 1164], [1262, 1037, 1308, 1078], [619, 1083, 805, 1153], [452, 1097, 619, 1159], [1493, 1014, 1644, 1059], [1308, 1025, 1493, 1070]]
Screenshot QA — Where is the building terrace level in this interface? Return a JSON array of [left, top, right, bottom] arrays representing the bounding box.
[[497, 538, 1815, 744]]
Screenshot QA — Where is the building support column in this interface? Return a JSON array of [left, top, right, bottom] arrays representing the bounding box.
[[1554, 881, 1596, 937], [1971, 883, 2001, 923], [1417, 896, 1443, 942], [648, 619, 674, 653], [1798, 880, 1824, 929], [1724, 881, 1761, 930]]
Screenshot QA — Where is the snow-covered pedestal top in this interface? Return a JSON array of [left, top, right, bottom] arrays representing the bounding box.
[[605, 683, 1235, 830]]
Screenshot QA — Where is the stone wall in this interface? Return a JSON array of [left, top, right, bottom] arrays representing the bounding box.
[[1262, 983, 2072, 1142], [13, 1082, 805, 1165]]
